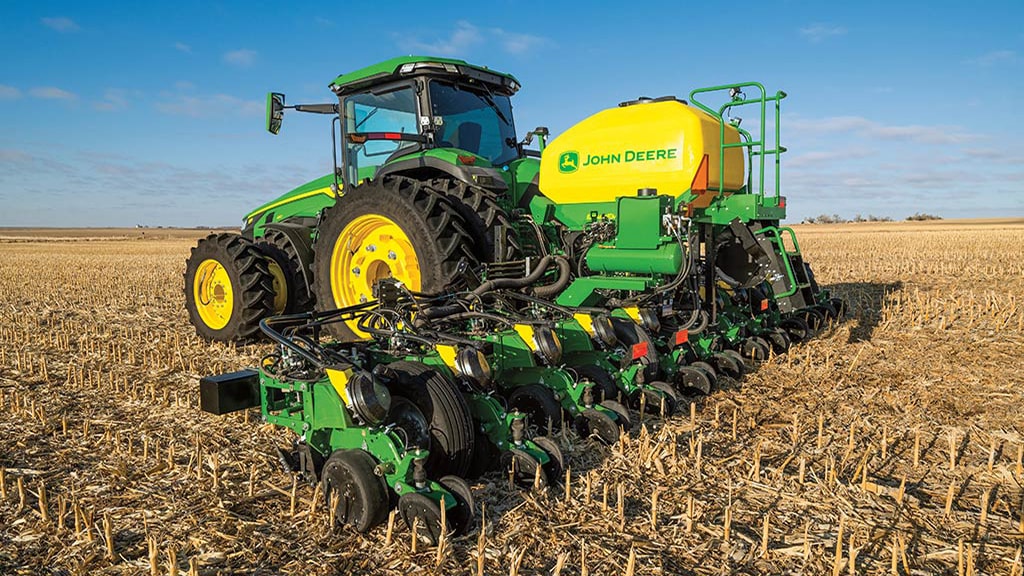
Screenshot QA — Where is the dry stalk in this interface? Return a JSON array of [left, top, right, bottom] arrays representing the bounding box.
[[760, 514, 770, 558], [913, 429, 921, 467], [167, 545, 178, 576], [948, 429, 958, 471], [650, 487, 659, 530], [103, 512, 115, 560], [832, 514, 845, 576], [37, 480, 49, 523], [625, 546, 636, 576], [410, 515, 419, 554], [384, 509, 396, 547]]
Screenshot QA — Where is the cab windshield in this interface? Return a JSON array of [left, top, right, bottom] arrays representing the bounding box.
[[429, 80, 518, 166]]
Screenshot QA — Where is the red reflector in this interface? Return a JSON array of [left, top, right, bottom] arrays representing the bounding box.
[[779, 197, 786, 208], [383, 132, 402, 140], [760, 299, 769, 311], [457, 155, 477, 165], [674, 329, 688, 346], [631, 341, 649, 361]]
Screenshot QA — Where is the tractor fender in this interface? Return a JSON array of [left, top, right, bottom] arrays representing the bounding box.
[[375, 155, 509, 192], [262, 221, 315, 297]]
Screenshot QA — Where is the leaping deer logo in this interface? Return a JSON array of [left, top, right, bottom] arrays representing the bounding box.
[[558, 151, 580, 174]]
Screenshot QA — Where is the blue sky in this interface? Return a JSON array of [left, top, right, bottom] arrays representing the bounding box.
[[1, 0, 1021, 226]]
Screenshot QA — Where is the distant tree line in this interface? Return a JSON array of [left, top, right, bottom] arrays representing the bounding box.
[[801, 213, 943, 224]]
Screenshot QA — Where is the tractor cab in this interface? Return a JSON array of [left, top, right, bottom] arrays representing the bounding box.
[[268, 56, 522, 190]]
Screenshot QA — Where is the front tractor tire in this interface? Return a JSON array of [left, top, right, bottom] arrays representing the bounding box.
[[184, 233, 275, 342], [313, 175, 478, 340]]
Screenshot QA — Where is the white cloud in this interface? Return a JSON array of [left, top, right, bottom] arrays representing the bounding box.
[[403, 21, 482, 56], [799, 23, 846, 43], [492, 28, 549, 55], [93, 89, 131, 112], [314, 16, 334, 27], [29, 86, 78, 101], [223, 49, 257, 67], [155, 90, 262, 118], [788, 115, 976, 145], [400, 21, 551, 56], [969, 50, 1016, 67], [41, 16, 79, 32], [174, 42, 192, 54], [0, 85, 21, 100]]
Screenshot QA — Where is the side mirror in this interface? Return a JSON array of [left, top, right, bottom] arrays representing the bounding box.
[[266, 92, 285, 135]]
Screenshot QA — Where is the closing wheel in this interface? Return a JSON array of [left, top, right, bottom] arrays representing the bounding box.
[[572, 364, 619, 403], [532, 436, 565, 483], [313, 175, 478, 340], [508, 384, 563, 435], [438, 475, 474, 535], [765, 329, 791, 354], [780, 316, 810, 343], [689, 361, 719, 390], [598, 400, 632, 431], [610, 317, 660, 381], [628, 386, 667, 415], [829, 297, 848, 319], [383, 361, 474, 478], [321, 449, 389, 533], [674, 366, 712, 396], [575, 408, 620, 445], [815, 302, 839, 325], [800, 308, 826, 336], [646, 381, 680, 415], [399, 492, 445, 546], [711, 352, 745, 380], [501, 448, 547, 489], [184, 233, 274, 342], [721, 349, 748, 373], [739, 338, 769, 363]]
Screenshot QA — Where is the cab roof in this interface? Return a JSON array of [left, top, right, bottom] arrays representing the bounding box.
[[328, 56, 520, 96]]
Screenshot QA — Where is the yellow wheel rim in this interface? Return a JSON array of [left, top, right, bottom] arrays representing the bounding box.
[[266, 259, 288, 314], [193, 259, 233, 330], [330, 214, 421, 337]]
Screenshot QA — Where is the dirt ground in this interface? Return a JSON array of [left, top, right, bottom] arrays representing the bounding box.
[[1, 219, 1022, 575]]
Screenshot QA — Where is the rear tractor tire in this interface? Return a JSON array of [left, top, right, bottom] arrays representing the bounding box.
[[313, 175, 478, 340], [183, 233, 274, 342], [256, 229, 314, 315]]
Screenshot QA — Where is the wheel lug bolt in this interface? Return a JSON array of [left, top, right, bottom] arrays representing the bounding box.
[[387, 251, 397, 260], [359, 295, 368, 303], [352, 267, 360, 276], [366, 244, 376, 252]]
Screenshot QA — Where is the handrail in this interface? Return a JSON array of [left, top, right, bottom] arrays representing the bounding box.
[[688, 82, 787, 200]]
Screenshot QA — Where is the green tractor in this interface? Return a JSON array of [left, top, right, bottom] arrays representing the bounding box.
[[184, 56, 836, 380]]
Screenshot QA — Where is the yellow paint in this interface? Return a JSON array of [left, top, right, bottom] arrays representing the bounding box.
[[329, 214, 421, 338], [514, 324, 538, 352], [193, 258, 233, 330], [266, 258, 288, 314], [326, 367, 353, 404], [622, 306, 642, 325], [246, 187, 335, 225], [435, 344, 459, 373], [573, 313, 596, 337], [539, 100, 744, 204]]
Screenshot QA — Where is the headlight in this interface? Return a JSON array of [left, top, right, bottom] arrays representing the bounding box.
[[346, 370, 392, 425], [533, 326, 563, 365], [592, 314, 617, 347], [639, 308, 661, 334], [455, 347, 493, 390]]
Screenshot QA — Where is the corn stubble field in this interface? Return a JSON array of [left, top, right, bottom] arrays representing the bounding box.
[[1, 219, 1023, 575]]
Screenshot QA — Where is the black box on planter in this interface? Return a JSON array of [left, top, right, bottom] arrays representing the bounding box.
[[199, 369, 260, 415]]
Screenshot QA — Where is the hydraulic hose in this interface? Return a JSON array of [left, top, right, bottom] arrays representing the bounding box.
[[472, 255, 554, 295], [529, 256, 571, 299]]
